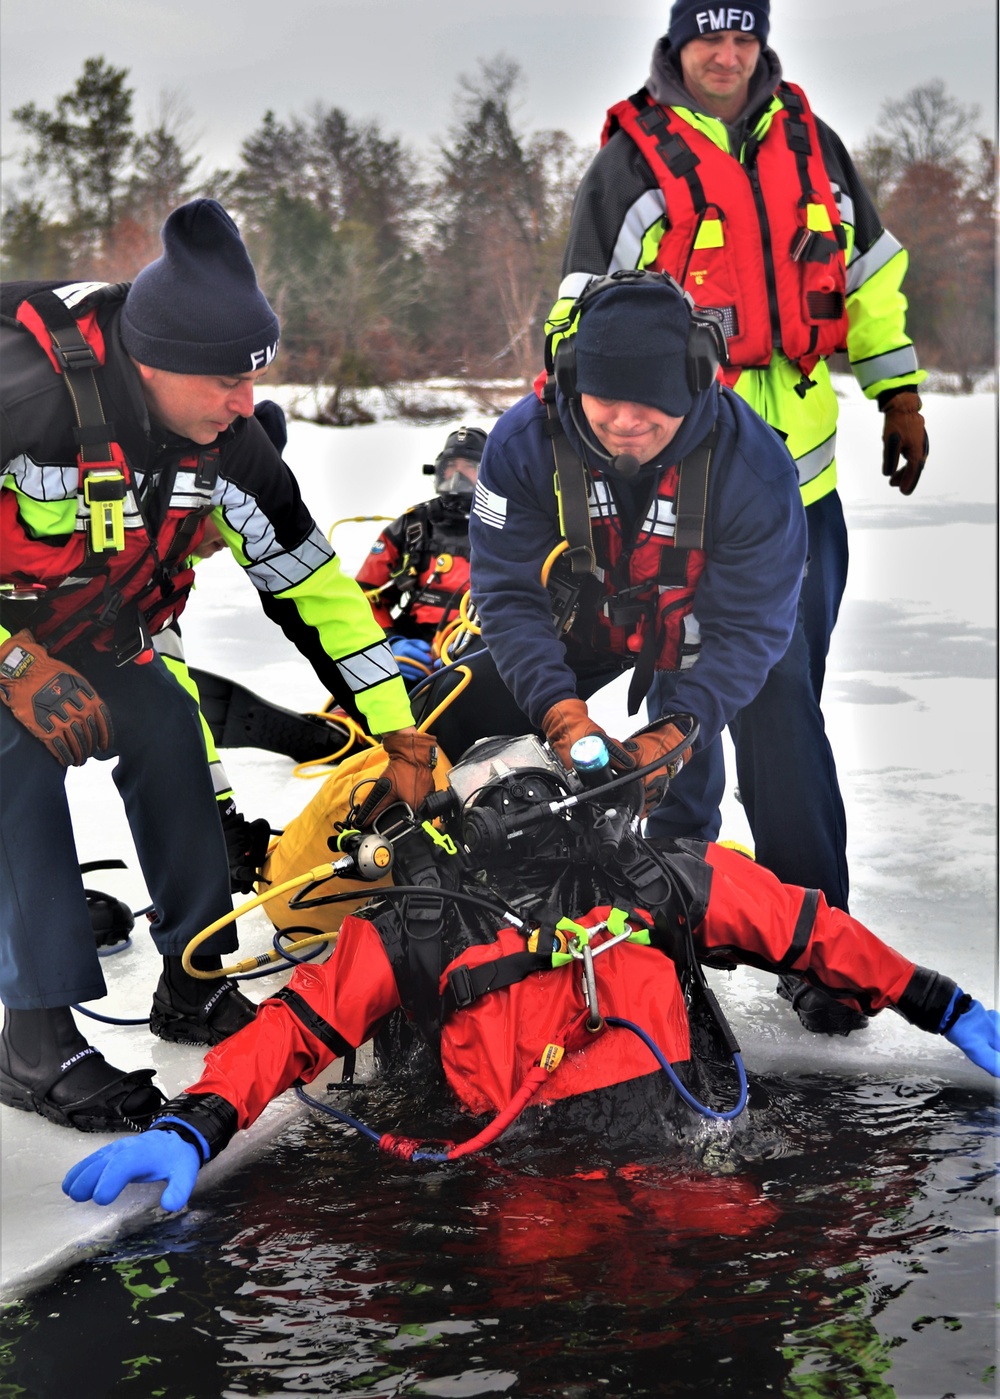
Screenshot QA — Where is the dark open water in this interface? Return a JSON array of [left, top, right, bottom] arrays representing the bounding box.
[[1, 1074, 996, 1399]]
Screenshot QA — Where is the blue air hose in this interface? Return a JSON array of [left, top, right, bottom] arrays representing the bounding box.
[[605, 1015, 748, 1120]]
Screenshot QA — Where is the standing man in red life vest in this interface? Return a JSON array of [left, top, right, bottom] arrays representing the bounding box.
[[356, 427, 487, 685], [550, 0, 928, 1034], [0, 200, 436, 1134]]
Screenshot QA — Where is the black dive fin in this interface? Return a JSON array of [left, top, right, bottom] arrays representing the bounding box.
[[188, 667, 356, 763]]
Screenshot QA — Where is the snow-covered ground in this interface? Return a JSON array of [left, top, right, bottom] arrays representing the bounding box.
[[1, 376, 996, 1301]]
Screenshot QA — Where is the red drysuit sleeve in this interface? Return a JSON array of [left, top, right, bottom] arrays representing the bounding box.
[[355, 525, 402, 630], [694, 843, 917, 1013], [182, 915, 402, 1129]]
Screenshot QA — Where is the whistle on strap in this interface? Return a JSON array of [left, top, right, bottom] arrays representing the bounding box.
[[83, 467, 127, 554]]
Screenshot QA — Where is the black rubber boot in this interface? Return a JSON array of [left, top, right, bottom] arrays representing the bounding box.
[[86, 887, 135, 949], [0, 1006, 164, 1132], [777, 975, 869, 1036], [149, 955, 257, 1047]]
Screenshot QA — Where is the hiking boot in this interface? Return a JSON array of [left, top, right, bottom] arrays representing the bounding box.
[[0, 1006, 164, 1132], [149, 956, 257, 1046], [777, 975, 869, 1037]]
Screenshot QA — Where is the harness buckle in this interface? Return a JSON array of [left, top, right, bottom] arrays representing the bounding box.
[[445, 964, 475, 1010], [53, 342, 101, 373]]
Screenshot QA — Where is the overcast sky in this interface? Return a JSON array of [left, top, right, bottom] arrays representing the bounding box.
[[1, 0, 996, 186]]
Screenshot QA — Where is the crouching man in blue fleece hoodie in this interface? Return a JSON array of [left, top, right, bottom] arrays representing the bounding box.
[[419, 270, 853, 1033]]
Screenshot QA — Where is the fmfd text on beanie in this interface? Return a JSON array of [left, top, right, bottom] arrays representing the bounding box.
[[667, 1, 769, 52], [574, 280, 694, 419], [121, 200, 279, 375]]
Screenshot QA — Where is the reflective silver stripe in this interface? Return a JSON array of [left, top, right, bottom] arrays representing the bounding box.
[[851, 344, 920, 390], [608, 189, 668, 273], [168, 464, 218, 510], [337, 640, 398, 693], [152, 627, 184, 661], [830, 183, 855, 233], [209, 761, 231, 798], [556, 271, 597, 302], [8, 456, 209, 531], [53, 281, 108, 311], [7, 455, 77, 500], [678, 614, 701, 669], [846, 229, 903, 292], [220, 483, 333, 590], [793, 431, 837, 486], [589, 480, 677, 540], [73, 501, 143, 532], [588, 478, 619, 524], [8, 456, 142, 532], [642, 496, 676, 541]]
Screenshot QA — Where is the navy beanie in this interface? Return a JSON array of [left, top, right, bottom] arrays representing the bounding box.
[[668, 1, 769, 51], [121, 200, 279, 375], [574, 281, 693, 418]]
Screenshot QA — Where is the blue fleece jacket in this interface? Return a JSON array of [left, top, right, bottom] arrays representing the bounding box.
[[468, 381, 807, 746]]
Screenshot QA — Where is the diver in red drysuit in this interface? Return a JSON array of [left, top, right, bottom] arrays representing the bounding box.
[[62, 796, 997, 1213]]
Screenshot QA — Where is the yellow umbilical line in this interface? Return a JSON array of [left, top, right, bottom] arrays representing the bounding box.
[[414, 663, 471, 732], [438, 590, 481, 665], [326, 514, 393, 544], [292, 711, 378, 780], [181, 864, 345, 980], [540, 539, 569, 587]]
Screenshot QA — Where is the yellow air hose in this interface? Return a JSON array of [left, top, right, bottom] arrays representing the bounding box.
[[181, 864, 344, 978], [540, 538, 569, 587], [326, 514, 393, 544]]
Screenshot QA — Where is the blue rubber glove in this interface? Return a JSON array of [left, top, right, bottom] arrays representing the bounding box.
[[940, 992, 1000, 1077], [62, 1131, 201, 1212], [388, 635, 434, 685]]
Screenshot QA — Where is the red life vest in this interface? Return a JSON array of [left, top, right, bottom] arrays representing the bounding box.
[[532, 373, 709, 703], [603, 82, 849, 377], [3, 285, 217, 660], [438, 913, 691, 1116], [586, 460, 707, 674]]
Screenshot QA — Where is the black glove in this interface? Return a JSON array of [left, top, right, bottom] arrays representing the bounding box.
[[218, 798, 271, 894]]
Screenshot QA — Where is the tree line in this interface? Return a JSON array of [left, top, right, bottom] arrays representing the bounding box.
[[2, 56, 994, 412]]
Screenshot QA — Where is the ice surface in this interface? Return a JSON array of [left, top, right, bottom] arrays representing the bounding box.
[[2, 378, 996, 1300]]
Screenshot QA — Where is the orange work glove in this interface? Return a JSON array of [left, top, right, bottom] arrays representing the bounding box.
[[0, 630, 114, 766], [618, 716, 695, 817], [881, 390, 928, 495], [541, 697, 607, 770], [543, 700, 693, 817], [353, 727, 438, 827]]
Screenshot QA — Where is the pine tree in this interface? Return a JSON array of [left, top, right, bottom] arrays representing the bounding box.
[[12, 56, 135, 253], [427, 55, 581, 382]]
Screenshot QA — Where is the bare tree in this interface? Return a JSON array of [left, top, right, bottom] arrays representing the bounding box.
[[880, 80, 980, 170], [128, 91, 202, 215]]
